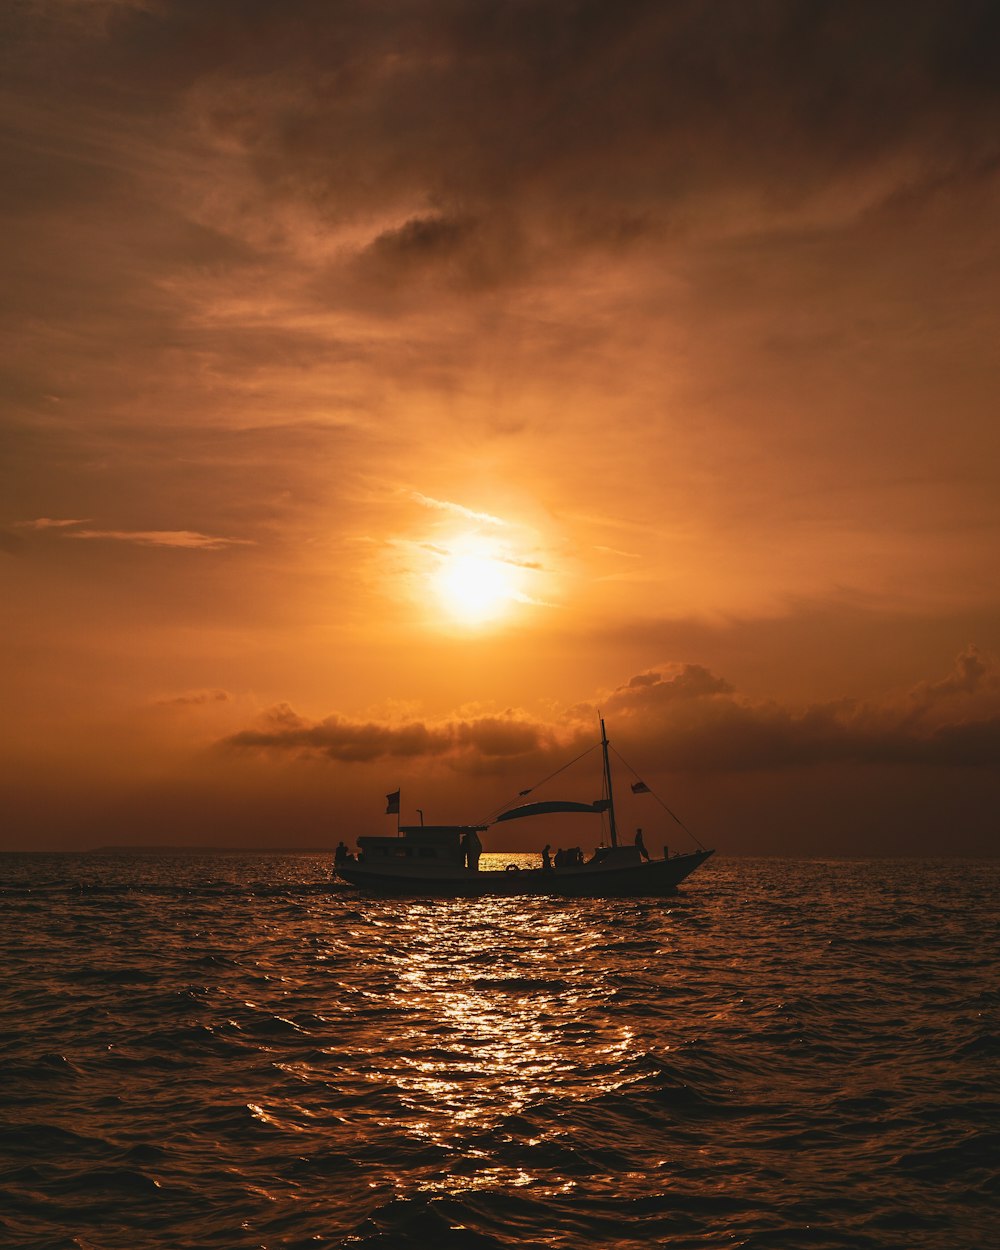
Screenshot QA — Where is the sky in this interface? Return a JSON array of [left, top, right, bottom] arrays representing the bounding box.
[[2, 0, 998, 854]]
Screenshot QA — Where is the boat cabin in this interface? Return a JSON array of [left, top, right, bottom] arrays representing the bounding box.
[[357, 824, 487, 866]]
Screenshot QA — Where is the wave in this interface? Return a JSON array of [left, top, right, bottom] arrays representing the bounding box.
[[1, 854, 997, 1250]]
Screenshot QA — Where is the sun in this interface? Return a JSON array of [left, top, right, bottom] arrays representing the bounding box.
[[433, 540, 519, 624]]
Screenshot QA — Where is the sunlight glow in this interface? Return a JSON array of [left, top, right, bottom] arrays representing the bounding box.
[[433, 536, 521, 624]]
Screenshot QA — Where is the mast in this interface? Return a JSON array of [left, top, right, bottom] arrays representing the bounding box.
[[600, 716, 619, 847]]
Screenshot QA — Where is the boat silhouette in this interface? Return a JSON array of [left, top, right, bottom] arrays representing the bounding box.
[[335, 719, 715, 896]]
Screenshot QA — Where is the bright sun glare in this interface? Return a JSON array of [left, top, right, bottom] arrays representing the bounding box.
[[434, 540, 519, 624]]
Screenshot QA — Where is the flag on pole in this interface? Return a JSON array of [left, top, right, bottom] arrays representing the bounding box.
[[631, 780, 650, 794], [385, 789, 400, 815]]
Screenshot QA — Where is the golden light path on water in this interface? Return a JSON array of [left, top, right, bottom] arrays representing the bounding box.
[[331, 889, 660, 1198]]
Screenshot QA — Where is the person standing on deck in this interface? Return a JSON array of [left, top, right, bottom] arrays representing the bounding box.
[[542, 844, 552, 870], [466, 827, 483, 871], [634, 828, 650, 861]]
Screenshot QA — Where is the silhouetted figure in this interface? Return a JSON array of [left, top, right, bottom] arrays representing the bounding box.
[[466, 828, 482, 872], [542, 844, 552, 870], [574, 847, 584, 865], [334, 841, 350, 866], [554, 847, 565, 867], [634, 827, 650, 861]]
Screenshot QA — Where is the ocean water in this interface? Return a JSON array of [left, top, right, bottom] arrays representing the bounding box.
[[1, 853, 997, 1250]]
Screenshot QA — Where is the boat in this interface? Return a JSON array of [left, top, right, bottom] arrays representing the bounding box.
[[334, 719, 715, 896]]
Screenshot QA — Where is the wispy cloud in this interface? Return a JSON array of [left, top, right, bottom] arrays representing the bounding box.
[[16, 517, 91, 529], [409, 492, 507, 527], [594, 545, 641, 559], [67, 529, 252, 550], [417, 541, 542, 571], [16, 519, 252, 550], [153, 689, 231, 707], [501, 555, 545, 571]]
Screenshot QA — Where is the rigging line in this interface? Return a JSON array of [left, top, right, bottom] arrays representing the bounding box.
[[609, 745, 707, 850], [480, 741, 602, 825]]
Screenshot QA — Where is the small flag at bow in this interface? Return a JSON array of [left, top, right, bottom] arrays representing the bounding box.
[[385, 789, 400, 814], [631, 780, 650, 794]]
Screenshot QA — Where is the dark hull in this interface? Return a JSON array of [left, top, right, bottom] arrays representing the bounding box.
[[336, 849, 714, 897]]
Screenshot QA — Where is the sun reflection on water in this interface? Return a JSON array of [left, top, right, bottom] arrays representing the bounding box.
[[346, 897, 650, 1184]]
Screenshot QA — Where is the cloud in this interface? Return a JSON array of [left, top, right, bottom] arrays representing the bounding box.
[[409, 493, 507, 527], [16, 517, 91, 529], [594, 546, 641, 559], [418, 540, 542, 570], [361, 214, 502, 288], [15, 518, 252, 550], [3, 0, 997, 627], [153, 689, 230, 707], [221, 650, 1000, 775], [222, 706, 549, 765], [68, 529, 250, 550], [909, 643, 999, 707], [12, 0, 991, 334], [502, 555, 545, 571], [68, 529, 248, 550], [597, 651, 1000, 771], [609, 664, 736, 704], [162, 0, 1000, 287]]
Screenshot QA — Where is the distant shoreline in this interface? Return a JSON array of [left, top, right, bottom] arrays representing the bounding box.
[[86, 845, 335, 854]]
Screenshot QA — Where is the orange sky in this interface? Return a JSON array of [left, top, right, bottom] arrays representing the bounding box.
[[2, 2, 999, 853]]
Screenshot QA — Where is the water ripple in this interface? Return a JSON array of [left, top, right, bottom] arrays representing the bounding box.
[[1, 852, 997, 1248]]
